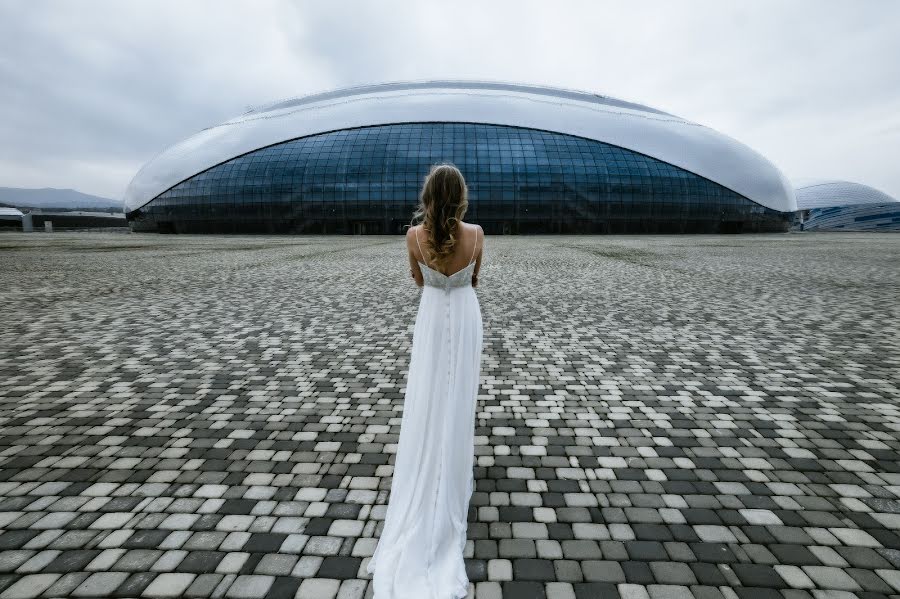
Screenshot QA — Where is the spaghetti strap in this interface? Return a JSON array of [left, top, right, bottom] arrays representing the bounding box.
[[417, 224, 478, 271]]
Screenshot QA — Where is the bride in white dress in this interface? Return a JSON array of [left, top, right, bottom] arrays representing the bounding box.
[[366, 163, 484, 598]]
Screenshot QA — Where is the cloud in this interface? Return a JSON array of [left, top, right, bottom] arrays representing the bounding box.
[[1, 0, 898, 200]]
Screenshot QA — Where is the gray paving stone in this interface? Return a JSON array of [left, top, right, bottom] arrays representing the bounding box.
[[475, 581, 502, 599], [617, 584, 651, 599], [184, 573, 224, 598], [649, 561, 697, 585], [113, 549, 164, 572], [215, 553, 249, 575], [552, 559, 583, 583], [141, 572, 196, 597], [875, 568, 900, 592], [335, 578, 367, 599], [487, 559, 512, 581], [559, 540, 602, 560], [647, 584, 694, 599], [222, 574, 273, 598], [210, 573, 237, 599], [253, 553, 298, 576], [845, 567, 895, 593], [151, 550, 187, 571], [0, 573, 60, 599], [582, 560, 625, 583], [14, 551, 58, 574], [774, 565, 815, 589], [291, 556, 323, 578], [545, 581, 576, 599], [689, 586, 726, 599], [115, 572, 158, 597], [70, 571, 130, 597], [801, 566, 863, 591], [296, 578, 339, 599], [40, 571, 91, 597], [0, 552, 34, 574]]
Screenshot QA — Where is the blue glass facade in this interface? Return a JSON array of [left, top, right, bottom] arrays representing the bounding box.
[[127, 122, 792, 234]]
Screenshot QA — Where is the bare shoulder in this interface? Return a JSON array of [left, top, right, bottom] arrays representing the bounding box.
[[464, 222, 483, 256]]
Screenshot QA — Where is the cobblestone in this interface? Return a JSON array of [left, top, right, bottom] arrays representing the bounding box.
[[0, 231, 899, 598]]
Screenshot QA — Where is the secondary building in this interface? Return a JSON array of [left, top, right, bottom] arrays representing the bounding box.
[[0, 207, 24, 230], [795, 180, 899, 231]]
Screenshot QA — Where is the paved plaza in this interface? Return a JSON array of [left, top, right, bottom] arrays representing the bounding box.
[[0, 231, 899, 599]]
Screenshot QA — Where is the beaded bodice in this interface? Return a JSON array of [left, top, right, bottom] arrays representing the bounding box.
[[418, 260, 477, 292]]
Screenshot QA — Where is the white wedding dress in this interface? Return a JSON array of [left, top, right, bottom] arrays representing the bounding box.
[[366, 228, 484, 599]]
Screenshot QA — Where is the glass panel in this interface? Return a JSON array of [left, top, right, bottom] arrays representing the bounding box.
[[140, 122, 792, 234]]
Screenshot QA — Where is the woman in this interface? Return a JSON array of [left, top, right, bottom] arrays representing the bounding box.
[[366, 163, 484, 598]]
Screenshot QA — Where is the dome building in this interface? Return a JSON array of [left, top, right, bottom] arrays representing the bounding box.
[[0, 207, 25, 230], [795, 180, 899, 231], [124, 80, 797, 234]]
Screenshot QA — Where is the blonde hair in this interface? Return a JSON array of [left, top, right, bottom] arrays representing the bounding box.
[[410, 163, 469, 271]]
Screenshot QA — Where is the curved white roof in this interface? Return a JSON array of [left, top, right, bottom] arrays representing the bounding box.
[[795, 179, 898, 210], [124, 80, 796, 213]]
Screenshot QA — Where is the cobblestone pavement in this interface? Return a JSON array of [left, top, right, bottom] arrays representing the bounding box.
[[0, 231, 899, 599]]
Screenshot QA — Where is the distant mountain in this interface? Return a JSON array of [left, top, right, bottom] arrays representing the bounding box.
[[0, 187, 123, 212]]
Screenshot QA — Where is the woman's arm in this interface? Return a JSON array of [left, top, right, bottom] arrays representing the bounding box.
[[406, 227, 424, 287], [472, 224, 483, 288]]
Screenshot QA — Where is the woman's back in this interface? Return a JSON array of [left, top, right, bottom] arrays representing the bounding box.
[[413, 221, 483, 283]]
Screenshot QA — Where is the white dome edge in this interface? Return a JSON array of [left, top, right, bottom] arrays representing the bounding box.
[[124, 81, 797, 214]]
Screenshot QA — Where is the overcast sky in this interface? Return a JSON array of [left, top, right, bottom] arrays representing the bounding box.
[[1, 0, 898, 201]]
